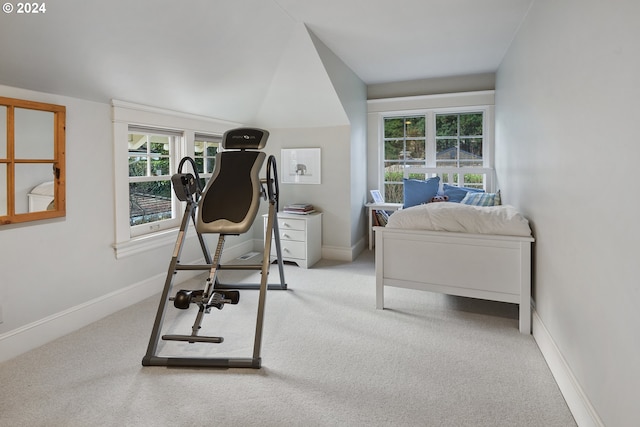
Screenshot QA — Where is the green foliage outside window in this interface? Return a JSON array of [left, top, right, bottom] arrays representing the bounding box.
[[128, 133, 174, 226], [382, 112, 485, 203], [436, 113, 483, 167], [384, 116, 426, 161]]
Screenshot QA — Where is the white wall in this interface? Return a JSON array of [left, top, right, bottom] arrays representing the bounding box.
[[309, 30, 368, 253], [256, 126, 353, 256], [495, 0, 640, 425], [252, 27, 369, 261], [367, 73, 495, 100], [0, 88, 141, 329], [0, 86, 247, 361]]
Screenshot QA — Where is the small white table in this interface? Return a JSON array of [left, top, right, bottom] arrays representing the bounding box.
[[365, 202, 402, 250]]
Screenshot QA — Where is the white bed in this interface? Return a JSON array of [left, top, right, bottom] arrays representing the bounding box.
[[374, 168, 534, 333], [28, 181, 55, 212]]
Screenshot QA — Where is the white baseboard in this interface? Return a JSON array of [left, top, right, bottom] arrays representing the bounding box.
[[322, 237, 366, 262], [252, 237, 365, 263], [0, 240, 252, 364], [533, 310, 604, 427], [222, 239, 255, 261]]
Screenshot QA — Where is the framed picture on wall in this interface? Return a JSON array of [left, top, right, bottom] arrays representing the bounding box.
[[281, 148, 321, 184]]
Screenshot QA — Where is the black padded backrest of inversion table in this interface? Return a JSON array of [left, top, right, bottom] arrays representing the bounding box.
[[196, 128, 269, 235]]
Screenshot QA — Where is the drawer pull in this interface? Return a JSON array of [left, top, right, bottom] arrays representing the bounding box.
[[282, 233, 290, 238]]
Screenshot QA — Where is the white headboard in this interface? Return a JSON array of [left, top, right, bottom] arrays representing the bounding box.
[[403, 167, 496, 192]]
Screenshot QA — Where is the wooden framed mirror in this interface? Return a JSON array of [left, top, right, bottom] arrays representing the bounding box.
[[0, 97, 66, 225]]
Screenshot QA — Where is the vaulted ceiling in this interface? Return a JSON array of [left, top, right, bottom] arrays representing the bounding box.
[[0, 0, 532, 125]]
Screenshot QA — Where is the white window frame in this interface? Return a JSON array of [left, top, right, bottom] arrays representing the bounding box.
[[382, 106, 490, 163], [112, 100, 238, 259], [127, 126, 183, 237], [193, 133, 222, 182], [368, 91, 495, 201]]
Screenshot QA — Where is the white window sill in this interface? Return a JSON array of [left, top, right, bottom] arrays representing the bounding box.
[[112, 228, 193, 259]]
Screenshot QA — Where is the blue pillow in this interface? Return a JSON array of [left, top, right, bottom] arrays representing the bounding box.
[[443, 184, 484, 203], [461, 190, 501, 206], [403, 177, 440, 208]]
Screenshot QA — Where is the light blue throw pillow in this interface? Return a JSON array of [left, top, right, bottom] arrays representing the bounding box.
[[403, 177, 440, 208], [443, 184, 484, 203], [460, 190, 502, 206]]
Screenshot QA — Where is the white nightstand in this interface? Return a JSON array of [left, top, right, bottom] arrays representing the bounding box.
[[264, 212, 322, 268], [365, 202, 402, 250]]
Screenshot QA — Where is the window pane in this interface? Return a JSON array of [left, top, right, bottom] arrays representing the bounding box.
[[384, 164, 404, 183], [129, 157, 147, 177], [405, 116, 425, 137], [435, 113, 484, 168], [407, 172, 426, 180], [463, 174, 484, 189], [436, 138, 457, 152], [436, 114, 458, 136], [385, 140, 404, 160], [206, 158, 215, 173], [384, 183, 403, 203], [460, 113, 483, 136], [128, 134, 146, 152], [194, 141, 218, 157], [150, 156, 170, 176], [129, 180, 172, 226], [384, 118, 404, 138], [436, 134, 457, 167], [194, 156, 216, 174], [195, 140, 218, 175], [460, 138, 483, 166], [206, 145, 218, 157], [195, 157, 204, 172], [150, 136, 169, 155], [406, 139, 425, 160]]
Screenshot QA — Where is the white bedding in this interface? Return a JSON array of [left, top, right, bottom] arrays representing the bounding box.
[[386, 202, 532, 237]]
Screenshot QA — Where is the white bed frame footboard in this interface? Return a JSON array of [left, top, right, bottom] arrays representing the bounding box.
[[374, 226, 534, 333]]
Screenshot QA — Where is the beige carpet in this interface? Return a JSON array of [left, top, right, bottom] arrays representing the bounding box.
[[0, 251, 575, 426]]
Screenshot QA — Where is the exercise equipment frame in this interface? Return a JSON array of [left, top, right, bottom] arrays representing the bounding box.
[[142, 129, 285, 369]]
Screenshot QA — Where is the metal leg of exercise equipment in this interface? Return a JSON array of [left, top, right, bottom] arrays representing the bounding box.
[[142, 199, 278, 368], [141, 128, 284, 369]]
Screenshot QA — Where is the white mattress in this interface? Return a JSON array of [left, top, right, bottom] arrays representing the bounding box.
[[386, 202, 532, 237]]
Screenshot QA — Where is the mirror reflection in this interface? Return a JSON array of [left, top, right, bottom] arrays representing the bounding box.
[[15, 163, 56, 214], [0, 96, 65, 225], [15, 108, 54, 159]]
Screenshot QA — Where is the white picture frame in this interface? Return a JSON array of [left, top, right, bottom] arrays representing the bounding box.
[[370, 190, 384, 204], [281, 148, 321, 184]]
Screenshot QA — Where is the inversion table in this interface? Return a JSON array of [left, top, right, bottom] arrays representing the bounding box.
[[142, 127, 285, 369]]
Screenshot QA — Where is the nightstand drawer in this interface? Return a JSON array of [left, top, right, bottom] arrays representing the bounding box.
[[277, 217, 306, 231], [276, 240, 306, 259], [278, 229, 306, 242]]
